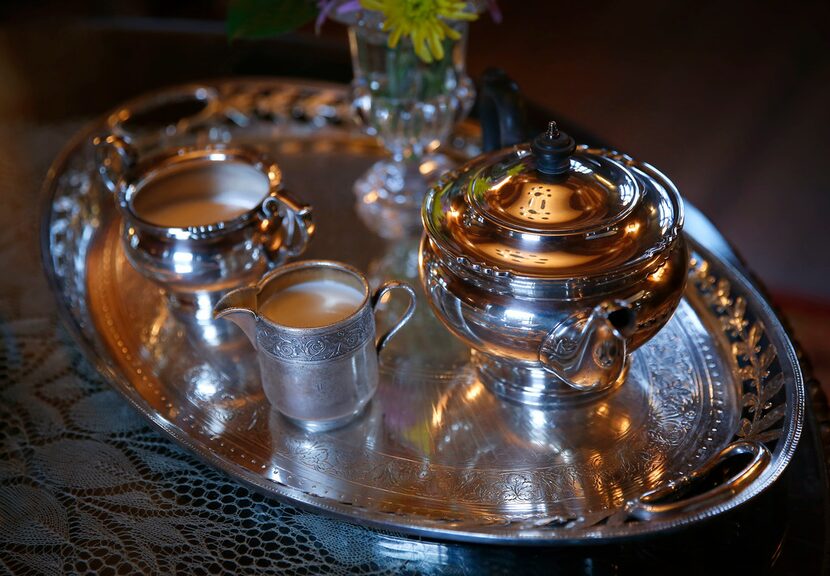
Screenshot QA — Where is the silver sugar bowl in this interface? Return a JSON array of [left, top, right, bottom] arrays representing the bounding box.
[[420, 122, 688, 404], [95, 136, 315, 320]]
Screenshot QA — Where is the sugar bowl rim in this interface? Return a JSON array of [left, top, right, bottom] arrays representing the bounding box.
[[118, 145, 283, 238]]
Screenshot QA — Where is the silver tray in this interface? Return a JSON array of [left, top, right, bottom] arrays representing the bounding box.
[[41, 79, 805, 544]]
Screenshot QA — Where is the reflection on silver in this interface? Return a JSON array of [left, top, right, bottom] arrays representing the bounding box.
[[41, 79, 804, 544]]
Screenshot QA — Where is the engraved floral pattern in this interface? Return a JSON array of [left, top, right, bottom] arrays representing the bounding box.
[[256, 308, 373, 362]]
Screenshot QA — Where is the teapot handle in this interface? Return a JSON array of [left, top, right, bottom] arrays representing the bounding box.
[[261, 190, 315, 265], [478, 68, 527, 152]]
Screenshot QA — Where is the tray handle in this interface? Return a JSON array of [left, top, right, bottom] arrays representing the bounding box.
[[627, 440, 771, 521]]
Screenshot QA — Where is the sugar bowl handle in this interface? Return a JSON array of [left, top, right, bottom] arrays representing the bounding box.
[[91, 134, 137, 193], [261, 190, 315, 264], [371, 281, 416, 354]]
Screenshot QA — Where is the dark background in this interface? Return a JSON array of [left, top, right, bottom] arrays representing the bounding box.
[[0, 1, 828, 300], [0, 4, 828, 572]]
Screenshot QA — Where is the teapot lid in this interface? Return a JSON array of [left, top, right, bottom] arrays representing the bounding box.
[[423, 122, 684, 282]]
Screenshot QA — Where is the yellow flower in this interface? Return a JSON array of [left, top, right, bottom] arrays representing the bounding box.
[[360, 0, 477, 63]]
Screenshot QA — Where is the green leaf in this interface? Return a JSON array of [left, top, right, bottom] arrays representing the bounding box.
[[227, 0, 317, 40]]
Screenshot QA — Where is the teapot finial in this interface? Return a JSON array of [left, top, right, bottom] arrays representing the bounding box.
[[546, 120, 559, 138], [531, 119, 576, 176]]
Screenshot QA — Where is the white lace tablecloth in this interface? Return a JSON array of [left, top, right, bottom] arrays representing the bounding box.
[[0, 122, 457, 575]]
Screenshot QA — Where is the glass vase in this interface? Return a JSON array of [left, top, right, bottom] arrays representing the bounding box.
[[343, 12, 475, 238]]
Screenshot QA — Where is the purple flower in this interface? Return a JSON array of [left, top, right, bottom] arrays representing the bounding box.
[[316, 0, 362, 33], [487, 0, 502, 23]]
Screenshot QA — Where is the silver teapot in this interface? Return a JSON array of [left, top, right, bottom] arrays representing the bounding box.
[[419, 122, 688, 405]]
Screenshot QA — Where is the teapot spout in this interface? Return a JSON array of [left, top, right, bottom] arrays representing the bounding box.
[[539, 301, 637, 392], [213, 287, 258, 347]]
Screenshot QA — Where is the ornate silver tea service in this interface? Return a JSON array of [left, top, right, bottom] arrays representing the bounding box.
[[98, 115, 691, 416], [45, 79, 803, 544], [421, 122, 688, 404]]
